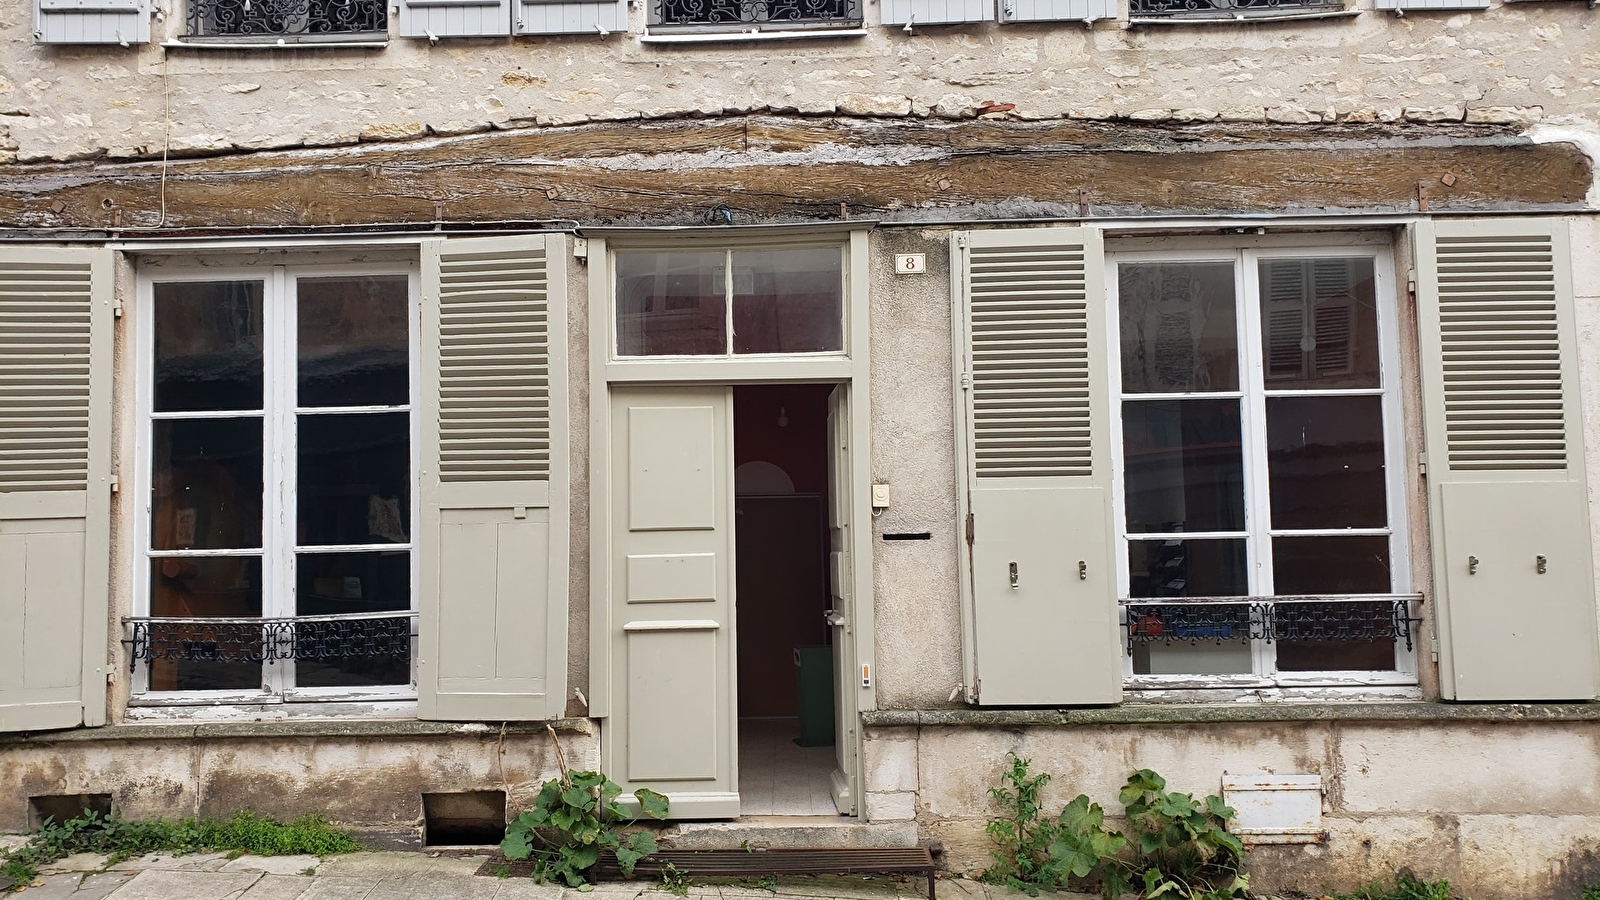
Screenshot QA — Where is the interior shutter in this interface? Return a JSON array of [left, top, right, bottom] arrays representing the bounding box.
[[514, 0, 623, 34], [0, 247, 113, 731], [35, 0, 150, 45], [399, 0, 510, 38], [1414, 217, 1599, 701], [419, 234, 569, 721], [954, 227, 1121, 707]]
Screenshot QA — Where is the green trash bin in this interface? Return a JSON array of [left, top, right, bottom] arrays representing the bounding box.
[[794, 646, 835, 747]]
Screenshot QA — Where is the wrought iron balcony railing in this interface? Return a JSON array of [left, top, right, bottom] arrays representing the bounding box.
[[124, 611, 415, 669], [1122, 595, 1421, 654], [186, 0, 387, 40], [1130, 0, 1343, 17], [652, 0, 861, 29]]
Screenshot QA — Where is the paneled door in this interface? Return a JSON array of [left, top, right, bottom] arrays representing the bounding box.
[[826, 385, 860, 815], [604, 385, 739, 817]]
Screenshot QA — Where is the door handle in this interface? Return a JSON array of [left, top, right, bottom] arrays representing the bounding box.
[[825, 610, 845, 626], [1009, 561, 1019, 589]]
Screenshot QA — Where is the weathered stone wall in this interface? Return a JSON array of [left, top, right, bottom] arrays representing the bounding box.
[[861, 709, 1600, 899], [1, 0, 1595, 165]]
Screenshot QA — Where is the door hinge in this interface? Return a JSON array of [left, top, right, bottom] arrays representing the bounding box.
[[109, 471, 120, 493], [1429, 635, 1439, 663], [956, 234, 968, 248], [112, 299, 124, 319], [960, 372, 972, 391], [965, 511, 975, 545], [971, 678, 980, 702], [1418, 453, 1427, 477]]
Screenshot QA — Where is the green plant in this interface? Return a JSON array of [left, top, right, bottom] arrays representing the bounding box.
[[657, 860, 691, 896], [1582, 885, 1600, 900], [500, 769, 669, 888], [0, 809, 360, 891], [1106, 769, 1247, 900], [983, 752, 1063, 894], [1331, 871, 1456, 900]]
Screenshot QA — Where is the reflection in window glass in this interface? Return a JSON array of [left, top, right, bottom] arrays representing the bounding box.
[[1267, 396, 1387, 530], [1122, 399, 1245, 534], [616, 251, 727, 356], [297, 276, 410, 407], [151, 418, 264, 551], [1259, 258, 1379, 390], [154, 281, 265, 412], [1128, 538, 1248, 598], [295, 551, 412, 687], [731, 249, 843, 354], [148, 556, 263, 691], [297, 413, 410, 547], [1118, 262, 1238, 393]]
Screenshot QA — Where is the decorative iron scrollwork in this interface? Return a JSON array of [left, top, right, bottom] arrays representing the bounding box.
[[1130, 0, 1341, 16], [653, 0, 860, 28], [186, 0, 386, 38], [126, 614, 415, 670], [1123, 598, 1419, 655]]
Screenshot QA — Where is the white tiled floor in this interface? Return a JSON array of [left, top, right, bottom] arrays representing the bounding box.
[[738, 717, 842, 816]]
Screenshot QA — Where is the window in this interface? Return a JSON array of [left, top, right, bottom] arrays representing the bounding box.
[[615, 247, 845, 357], [648, 0, 861, 34], [133, 267, 418, 700], [185, 0, 387, 41], [1108, 246, 1414, 686], [1128, 0, 1342, 17]]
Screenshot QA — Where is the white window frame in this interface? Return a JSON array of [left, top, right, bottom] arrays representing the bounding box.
[[131, 261, 422, 706], [1104, 234, 1416, 691]]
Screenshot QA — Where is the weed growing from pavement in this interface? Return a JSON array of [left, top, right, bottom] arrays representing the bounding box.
[[0, 809, 359, 891]]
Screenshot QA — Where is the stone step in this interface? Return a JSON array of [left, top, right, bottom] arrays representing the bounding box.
[[660, 817, 919, 852]]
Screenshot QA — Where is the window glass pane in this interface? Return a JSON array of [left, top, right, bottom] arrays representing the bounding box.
[[1275, 600, 1398, 672], [297, 275, 410, 407], [148, 556, 263, 691], [153, 281, 265, 412], [294, 551, 411, 687], [1129, 605, 1254, 676], [1259, 258, 1379, 390], [1123, 399, 1245, 533], [1128, 538, 1248, 598], [1267, 396, 1387, 530], [616, 251, 727, 356], [1271, 535, 1391, 595], [151, 418, 263, 551], [298, 412, 410, 547], [1118, 262, 1238, 393], [731, 249, 843, 354]]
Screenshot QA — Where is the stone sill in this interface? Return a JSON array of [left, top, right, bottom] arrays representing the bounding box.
[[863, 702, 1600, 729], [0, 717, 593, 746]]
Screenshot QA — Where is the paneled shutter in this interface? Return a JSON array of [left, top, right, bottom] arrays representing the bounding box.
[[399, 0, 510, 38], [953, 227, 1121, 707], [881, 0, 993, 26], [419, 234, 569, 721], [0, 247, 113, 732], [997, 0, 1112, 24], [515, 0, 623, 34], [1374, 0, 1487, 11], [35, 0, 150, 45], [1414, 218, 1599, 701]]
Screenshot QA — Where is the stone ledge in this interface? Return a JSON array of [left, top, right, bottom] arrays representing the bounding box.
[[862, 702, 1600, 729], [0, 717, 593, 746]]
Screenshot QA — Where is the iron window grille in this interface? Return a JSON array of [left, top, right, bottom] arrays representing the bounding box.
[[650, 0, 861, 30], [186, 0, 387, 40], [1122, 595, 1421, 655], [1129, 0, 1343, 16], [124, 612, 416, 670]]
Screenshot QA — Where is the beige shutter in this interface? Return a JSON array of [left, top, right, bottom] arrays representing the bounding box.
[[418, 234, 569, 721], [1414, 217, 1599, 701], [0, 247, 113, 731], [953, 227, 1121, 706]]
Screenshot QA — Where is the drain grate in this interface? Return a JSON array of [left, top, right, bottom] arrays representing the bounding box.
[[597, 847, 938, 899]]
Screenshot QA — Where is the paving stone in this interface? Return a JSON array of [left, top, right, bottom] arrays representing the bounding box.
[[367, 871, 500, 900], [221, 856, 322, 876], [487, 878, 567, 900], [75, 871, 141, 900], [104, 869, 262, 900], [38, 853, 111, 874], [112, 852, 234, 873], [0, 834, 30, 852], [238, 874, 316, 900], [313, 852, 458, 878], [289, 876, 384, 900], [6, 873, 84, 900]]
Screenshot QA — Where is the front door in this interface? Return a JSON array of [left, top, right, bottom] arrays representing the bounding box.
[[603, 385, 739, 818], [826, 385, 859, 815]]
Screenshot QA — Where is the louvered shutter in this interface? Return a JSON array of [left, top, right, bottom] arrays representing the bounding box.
[[514, 0, 623, 34], [399, 0, 510, 38], [1414, 217, 1598, 701], [0, 247, 113, 732], [953, 227, 1120, 707], [35, 0, 150, 45], [419, 234, 569, 721]]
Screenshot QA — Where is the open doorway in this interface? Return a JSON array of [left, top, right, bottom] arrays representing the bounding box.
[[733, 384, 840, 816]]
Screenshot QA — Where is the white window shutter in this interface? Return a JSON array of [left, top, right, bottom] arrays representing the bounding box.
[[997, 0, 1112, 24], [418, 234, 569, 721], [400, 0, 510, 38], [954, 227, 1121, 707], [515, 0, 623, 34], [0, 247, 113, 732], [1414, 217, 1599, 701], [881, 0, 993, 26], [1374, 0, 1487, 11], [35, 0, 150, 44]]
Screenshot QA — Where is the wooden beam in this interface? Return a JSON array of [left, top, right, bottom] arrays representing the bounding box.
[[0, 117, 1588, 231]]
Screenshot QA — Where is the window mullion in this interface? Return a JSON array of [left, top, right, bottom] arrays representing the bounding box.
[[1236, 250, 1278, 677], [724, 250, 735, 356], [262, 266, 296, 694]]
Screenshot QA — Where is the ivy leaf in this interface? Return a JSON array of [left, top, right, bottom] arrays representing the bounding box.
[[635, 789, 671, 821]]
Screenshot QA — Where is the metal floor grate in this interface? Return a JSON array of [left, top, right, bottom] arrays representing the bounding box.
[[595, 847, 938, 899]]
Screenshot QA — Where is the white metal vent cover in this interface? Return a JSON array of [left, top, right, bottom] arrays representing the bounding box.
[[1220, 774, 1325, 844]]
